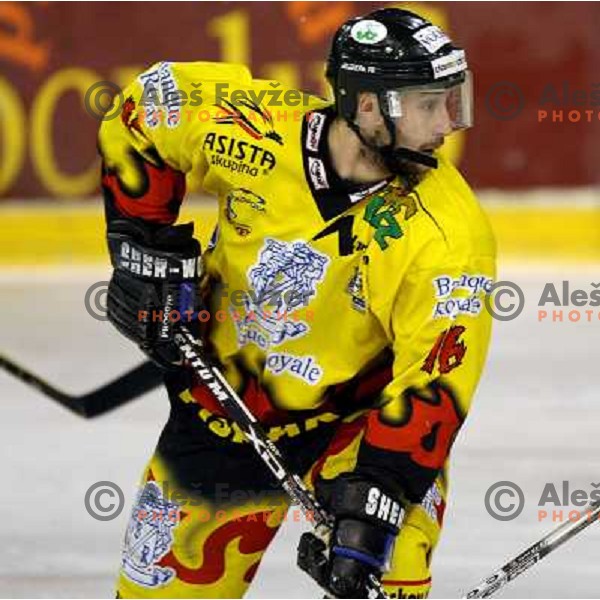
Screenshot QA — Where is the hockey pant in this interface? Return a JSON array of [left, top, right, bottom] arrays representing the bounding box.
[[115, 399, 448, 600]]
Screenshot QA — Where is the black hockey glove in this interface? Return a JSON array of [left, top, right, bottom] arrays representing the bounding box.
[[297, 474, 405, 598], [106, 219, 202, 369]]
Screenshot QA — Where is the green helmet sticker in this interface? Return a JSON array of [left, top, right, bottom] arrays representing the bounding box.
[[350, 20, 388, 45]]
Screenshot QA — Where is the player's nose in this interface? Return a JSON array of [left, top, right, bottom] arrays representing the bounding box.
[[436, 107, 453, 136]]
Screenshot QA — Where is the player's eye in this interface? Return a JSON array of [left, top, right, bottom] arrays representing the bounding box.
[[420, 97, 440, 112]]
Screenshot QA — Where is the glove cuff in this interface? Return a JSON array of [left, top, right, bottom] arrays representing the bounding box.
[[332, 540, 394, 570], [327, 475, 405, 534], [108, 233, 201, 282], [107, 220, 202, 283]]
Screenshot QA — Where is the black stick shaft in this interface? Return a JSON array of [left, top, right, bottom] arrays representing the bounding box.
[[0, 353, 162, 418], [465, 499, 600, 598], [173, 325, 387, 599]]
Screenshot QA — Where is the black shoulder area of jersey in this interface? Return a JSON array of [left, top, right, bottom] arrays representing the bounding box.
[[301, 107, 393, 222]]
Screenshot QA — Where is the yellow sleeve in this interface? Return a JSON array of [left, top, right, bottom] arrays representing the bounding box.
[[356, 237, 496, 503], [97, 61, 253, 224], [132, 62, 254, 176]]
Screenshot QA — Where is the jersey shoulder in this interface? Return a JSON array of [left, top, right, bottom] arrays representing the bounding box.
[[102, 60, 328, 177], [362, 156, 496, 287], [146, 60, 328, 120], [410, 155, 497, 265]]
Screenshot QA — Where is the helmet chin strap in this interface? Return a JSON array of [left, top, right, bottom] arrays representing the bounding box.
[[345, 112, 438, 174], [384, 146, 438, 170]]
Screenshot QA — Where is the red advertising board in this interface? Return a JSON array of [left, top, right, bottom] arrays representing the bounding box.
[[1, 1, 599, 198]]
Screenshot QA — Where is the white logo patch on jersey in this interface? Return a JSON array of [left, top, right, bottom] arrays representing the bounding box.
[[348, 179, 389, 204], [138, 62, 181, 129], [346, 266, 367, 312], [421, 481, 445, 525], [431, 273, 493, 318], [266, 352, 323, 384], [308, 157, 329, 190], [233, 238, 330, 350], [306, 112, 326, 152], [122, 481, 180, 588]]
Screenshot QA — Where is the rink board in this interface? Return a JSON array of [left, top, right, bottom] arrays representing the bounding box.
[[1, 190, 600, 265]]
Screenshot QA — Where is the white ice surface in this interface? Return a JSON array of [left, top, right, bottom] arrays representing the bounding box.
[[1, 263, 599, 598]]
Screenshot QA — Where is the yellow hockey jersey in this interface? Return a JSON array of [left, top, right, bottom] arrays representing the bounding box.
[[98, 61, 496, 502]]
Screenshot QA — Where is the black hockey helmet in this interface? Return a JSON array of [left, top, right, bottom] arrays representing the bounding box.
[[326, 8, 472, 170]]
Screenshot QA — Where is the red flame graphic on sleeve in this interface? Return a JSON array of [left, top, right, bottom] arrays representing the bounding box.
[[365, 383, 462, 470]]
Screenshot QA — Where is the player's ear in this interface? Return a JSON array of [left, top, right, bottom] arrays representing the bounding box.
[[356, 92, 385, 130], [356, 92, 378, 114]]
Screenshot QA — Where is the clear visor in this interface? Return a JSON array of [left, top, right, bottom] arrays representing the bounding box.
[[383, 71, 473, 132]]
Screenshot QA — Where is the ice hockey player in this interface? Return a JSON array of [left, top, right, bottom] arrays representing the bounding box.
[[98, 7, 496, 599]]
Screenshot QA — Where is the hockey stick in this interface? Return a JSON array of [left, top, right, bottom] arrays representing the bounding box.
[[464, 497, 600, 598], [0, 353, 163, 418], [173, 325, 388, 599]]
